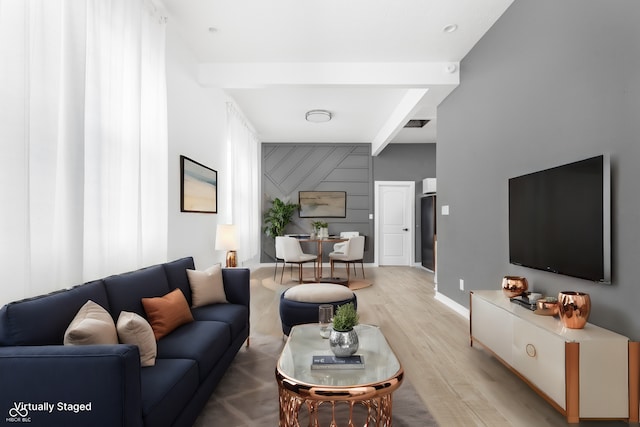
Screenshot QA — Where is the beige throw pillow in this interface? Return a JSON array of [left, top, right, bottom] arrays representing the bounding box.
[[64, 300, 119, 346], [187, 264, 228, 307], [117, 311, 157, 367]]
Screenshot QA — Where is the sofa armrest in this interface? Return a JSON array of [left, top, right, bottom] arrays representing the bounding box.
[[0, 344, 143, 427], [222, 268, 250, 308]]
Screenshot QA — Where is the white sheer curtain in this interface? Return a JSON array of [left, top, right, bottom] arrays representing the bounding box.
[[226, 103, 260, 264], [0, 0, 167, 304]]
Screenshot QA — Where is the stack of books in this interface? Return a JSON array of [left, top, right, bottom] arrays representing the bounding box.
[[311, 355, 364, 370]]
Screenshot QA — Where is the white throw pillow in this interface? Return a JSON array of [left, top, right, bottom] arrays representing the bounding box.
[[187, 264, 228, 307], [64, 300, 119, 346], [116, 311, 157, 367]]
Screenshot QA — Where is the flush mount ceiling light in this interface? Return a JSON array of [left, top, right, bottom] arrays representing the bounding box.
[[305, 110, 332, 123]]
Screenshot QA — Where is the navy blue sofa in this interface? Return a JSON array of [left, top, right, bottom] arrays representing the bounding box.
[[0, 257, 250, 427]]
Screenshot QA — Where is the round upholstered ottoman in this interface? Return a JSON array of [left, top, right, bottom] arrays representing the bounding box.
[[279, 283, 357, 336]]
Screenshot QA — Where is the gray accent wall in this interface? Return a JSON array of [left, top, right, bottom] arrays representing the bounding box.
[[261, 143, 373, 263], [437, 0, 640, 339], [372, 143, 436, 262]]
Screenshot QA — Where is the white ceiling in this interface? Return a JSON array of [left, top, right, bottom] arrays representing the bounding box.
[[161, 0, 513, 153]]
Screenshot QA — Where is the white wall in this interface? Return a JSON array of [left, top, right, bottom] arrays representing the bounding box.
[[165, 25, 231, 269]]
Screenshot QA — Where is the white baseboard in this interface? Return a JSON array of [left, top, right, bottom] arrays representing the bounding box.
[[434, 291, 470, 320], [416, 264, 434, 273]]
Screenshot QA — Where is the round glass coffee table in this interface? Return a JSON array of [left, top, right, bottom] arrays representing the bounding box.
[[276, 324, 404, 426]]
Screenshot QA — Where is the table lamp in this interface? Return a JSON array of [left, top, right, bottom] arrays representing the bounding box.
[[215, 224, 238, 267]]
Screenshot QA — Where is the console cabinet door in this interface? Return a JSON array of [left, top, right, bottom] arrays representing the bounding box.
[[512, 318, 566, 409], [471, 294, 513, 365]]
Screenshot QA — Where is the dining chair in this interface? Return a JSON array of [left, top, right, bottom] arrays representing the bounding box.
[[281, 237, 317, 283], [273, 236, 286, 280], [329, 235, 365, 283], [332, 231, 359, 253]]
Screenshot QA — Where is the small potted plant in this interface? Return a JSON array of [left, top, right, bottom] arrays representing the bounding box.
[[329, 303, 359, 357], [310, 220, 328, 239]]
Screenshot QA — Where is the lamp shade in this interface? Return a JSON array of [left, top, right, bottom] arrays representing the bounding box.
[[215, 224, 238, 250]]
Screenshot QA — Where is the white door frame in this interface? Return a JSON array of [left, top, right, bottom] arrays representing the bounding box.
[[374, 181, 415, 266]]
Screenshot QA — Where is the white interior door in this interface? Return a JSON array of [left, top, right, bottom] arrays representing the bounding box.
[[375, 181, 414, 265]]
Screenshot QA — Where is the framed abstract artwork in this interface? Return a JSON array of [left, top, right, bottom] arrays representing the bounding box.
[[180, 155, 217, 214], [298, 191, 347, 218]]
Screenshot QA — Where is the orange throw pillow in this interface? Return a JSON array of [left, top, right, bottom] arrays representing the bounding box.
[[141, 289, 194, 340]]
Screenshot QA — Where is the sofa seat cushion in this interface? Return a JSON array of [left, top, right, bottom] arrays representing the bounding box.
[[156, 321, 230, 381], [191, 304, 248, 339], [141, 358, 199, 427]]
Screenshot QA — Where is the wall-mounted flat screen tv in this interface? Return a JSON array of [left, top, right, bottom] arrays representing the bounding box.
[[508, 155, 611, 283]]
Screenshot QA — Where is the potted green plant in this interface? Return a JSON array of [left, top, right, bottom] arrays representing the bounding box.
[[263, 198, 299, 238], [331, 302, 359, 331], [329, 303, 359, 357], [310, 220, 328, 238]]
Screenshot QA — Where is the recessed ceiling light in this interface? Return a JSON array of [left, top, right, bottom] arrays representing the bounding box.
[[305, 110, 332, 123], [443, 24, 458, 33]]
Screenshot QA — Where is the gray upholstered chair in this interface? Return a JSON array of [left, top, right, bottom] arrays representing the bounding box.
[[329, 235, 365, 283]]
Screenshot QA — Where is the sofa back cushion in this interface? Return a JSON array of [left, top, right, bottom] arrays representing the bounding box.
[[104, 265, 170, 321], [163, 257, 196, 306], [1, 280, 108, 346]]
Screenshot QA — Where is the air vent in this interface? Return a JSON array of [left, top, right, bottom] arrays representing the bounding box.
[[404, 119, 430, 128]]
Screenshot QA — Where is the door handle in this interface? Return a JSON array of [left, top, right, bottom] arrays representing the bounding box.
[[402, 228, 409, 231]]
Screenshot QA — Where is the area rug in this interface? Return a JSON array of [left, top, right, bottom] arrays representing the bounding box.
[[261, 271, 373, 292], [193, 333, 438, 427]]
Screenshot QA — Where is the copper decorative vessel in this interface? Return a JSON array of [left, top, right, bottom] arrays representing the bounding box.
[[535, 298, 559, 316], [558, 292, 591, 329], [501, 276, 528, 298]]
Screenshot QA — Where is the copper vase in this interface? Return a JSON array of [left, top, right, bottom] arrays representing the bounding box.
[[501, 276, 528, 298], [558, 292, 591, 329]]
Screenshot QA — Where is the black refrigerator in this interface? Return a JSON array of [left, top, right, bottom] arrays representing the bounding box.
[[421, 195, 436, 271]]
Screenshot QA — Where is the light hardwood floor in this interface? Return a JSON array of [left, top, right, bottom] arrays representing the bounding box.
[[249, 265, 628, 427]]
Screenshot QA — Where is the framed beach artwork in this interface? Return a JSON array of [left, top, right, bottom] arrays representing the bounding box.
[[298, 191, 347, 218], [180, 155, 217, 213]]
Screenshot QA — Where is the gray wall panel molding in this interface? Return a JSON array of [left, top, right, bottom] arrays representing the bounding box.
[[262, 143, 437, 264], [262, 143, 374, 263]]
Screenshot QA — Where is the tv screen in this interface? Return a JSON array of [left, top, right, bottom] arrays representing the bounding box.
[[508, 155, 611, 283]]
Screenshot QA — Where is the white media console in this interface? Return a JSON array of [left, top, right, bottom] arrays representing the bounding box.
[[470, 290, 639, 423]]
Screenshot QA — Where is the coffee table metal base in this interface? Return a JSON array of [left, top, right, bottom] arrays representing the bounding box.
[[277, 372, 402, 427]]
